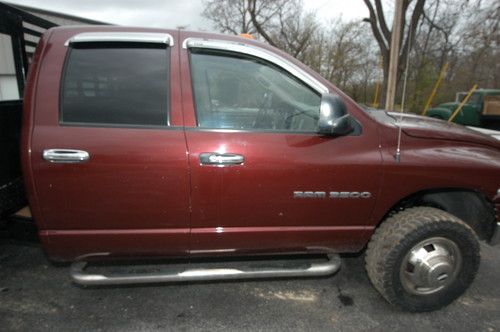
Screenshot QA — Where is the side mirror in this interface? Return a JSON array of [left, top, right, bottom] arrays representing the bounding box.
[[318, 93, 354, 136]]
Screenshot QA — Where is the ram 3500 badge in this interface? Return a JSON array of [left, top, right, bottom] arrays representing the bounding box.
[[293, 191, 372, 198]]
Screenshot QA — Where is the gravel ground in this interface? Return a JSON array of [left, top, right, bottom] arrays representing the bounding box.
[[0, 236, 499, 332]]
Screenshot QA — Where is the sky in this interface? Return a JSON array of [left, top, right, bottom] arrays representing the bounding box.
[[6, 0, 370, 31]]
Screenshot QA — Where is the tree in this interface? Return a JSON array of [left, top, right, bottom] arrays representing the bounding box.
[[202, 0, 254, 35], [363, 0, 426, 104], [315, 20, 374, 91], [202, 0, 318, 60]]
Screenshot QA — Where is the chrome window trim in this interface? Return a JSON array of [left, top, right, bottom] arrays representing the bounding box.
[[65, 32, 174, 47], [183, 37, 329, 95]]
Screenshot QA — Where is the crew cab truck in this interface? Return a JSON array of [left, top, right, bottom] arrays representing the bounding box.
[[427, 89, 500, 129], [21, 26, 500, 312]]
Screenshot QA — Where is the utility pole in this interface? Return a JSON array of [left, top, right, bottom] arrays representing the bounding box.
[[385, 0, 404, 111]]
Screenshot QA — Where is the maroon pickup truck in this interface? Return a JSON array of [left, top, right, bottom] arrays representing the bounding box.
[[20, 26, 500, 312]]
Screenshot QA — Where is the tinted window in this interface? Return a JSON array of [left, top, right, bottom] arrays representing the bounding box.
[[190, 51, 321, 131], [61, 45, 169, 126]]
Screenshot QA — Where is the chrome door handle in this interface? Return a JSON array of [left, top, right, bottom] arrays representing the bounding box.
[[199, 153, 244, 165], [42, 149, 90, 163]]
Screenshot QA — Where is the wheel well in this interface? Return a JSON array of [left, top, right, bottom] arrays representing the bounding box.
[[383, 189, 496, 241]]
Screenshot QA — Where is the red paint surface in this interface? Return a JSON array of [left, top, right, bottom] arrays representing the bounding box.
[[22, 27, 500, 261]]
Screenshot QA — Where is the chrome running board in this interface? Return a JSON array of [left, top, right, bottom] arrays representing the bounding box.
[[70, 254, 341, 286]]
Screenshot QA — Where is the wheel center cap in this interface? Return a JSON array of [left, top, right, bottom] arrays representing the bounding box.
[[401, 237, 463, 295], [424, 259, 453, 287]]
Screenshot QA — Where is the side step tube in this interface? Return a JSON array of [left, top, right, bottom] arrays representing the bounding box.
[[70, 254, 341, 286]]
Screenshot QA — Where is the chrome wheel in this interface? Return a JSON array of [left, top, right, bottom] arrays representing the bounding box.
[[400, 237, 463, 296]]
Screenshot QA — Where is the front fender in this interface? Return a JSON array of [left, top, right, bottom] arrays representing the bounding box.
[[426, 107, 452, 120]]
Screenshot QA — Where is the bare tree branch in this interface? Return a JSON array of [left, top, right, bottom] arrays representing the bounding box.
[[374, 0, 390, 44], [247, 0, 278, 46], [363, 0, 389, 54], [399, 0, 426, 76]]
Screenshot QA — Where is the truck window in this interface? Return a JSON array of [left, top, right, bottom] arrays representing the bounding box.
[[189, 50, 321, 131], [0, 33, 20, 101], [467, 93, 482, 105], [61, 44, 169, 126], [456, 92, 481, 105]]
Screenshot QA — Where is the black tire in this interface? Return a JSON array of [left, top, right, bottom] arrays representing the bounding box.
[[0, 177, 27, 219], [365, 207, 480, 312]]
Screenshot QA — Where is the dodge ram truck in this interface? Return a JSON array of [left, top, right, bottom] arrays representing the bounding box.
[[20, 26, 500, 312]]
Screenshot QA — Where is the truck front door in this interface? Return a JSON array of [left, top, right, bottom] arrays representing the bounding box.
[[181, 36, 382, 255]]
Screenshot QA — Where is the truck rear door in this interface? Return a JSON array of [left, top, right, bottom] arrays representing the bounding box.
[[28, 30, 190, 260]]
